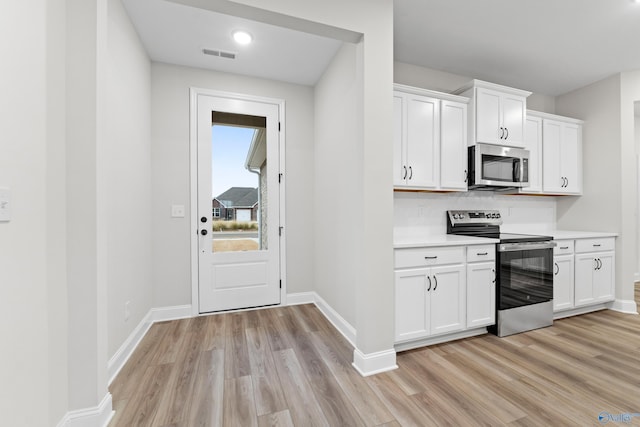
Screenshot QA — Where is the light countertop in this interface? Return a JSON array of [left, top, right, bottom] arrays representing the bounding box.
[[548, 230, 618, 240], [394, 234, 498, 249], [394, 230, 617, 249]]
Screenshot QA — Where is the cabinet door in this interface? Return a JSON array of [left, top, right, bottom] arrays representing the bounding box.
[[395, 269, 430, 341], [440, 100, 468, 190], [553, 255, 574, 312], [466, 262, 495, 328], [593, 252, 615, 303], [542, 119, 563, 193], [475, 88, 502, 144], [574, 254, 596, 307], [561, 123, 581, 194], [501, 94, 526, 147], [430, 265, 465, 335], [393, 94, 406, 186], [406, 95, 439, 188], [521, 116, 542, 193]]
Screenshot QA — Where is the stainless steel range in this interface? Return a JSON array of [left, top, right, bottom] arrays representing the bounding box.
[[447, 210, 556, 337]]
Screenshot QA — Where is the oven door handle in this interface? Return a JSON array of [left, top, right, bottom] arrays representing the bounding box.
[[498, 241, 556, 252]]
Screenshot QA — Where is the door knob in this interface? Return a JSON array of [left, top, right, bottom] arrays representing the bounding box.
[[200, 229, 208, 236], [201, 216, 207, 223]]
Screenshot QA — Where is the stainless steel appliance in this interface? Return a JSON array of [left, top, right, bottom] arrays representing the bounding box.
[[468, 143, 529, 190], [447, 210, 555, 337]]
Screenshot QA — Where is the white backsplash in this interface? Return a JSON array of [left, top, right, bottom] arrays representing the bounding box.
[[394, 191, 557, 240]]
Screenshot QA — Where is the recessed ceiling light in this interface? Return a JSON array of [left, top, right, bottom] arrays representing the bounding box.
[[232, 30, 253, 45]]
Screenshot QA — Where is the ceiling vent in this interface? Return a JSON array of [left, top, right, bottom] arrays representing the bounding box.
[[203, 48, 236, 59]]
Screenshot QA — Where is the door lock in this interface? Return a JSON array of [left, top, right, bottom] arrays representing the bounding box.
[[200, 229, 208, 236], [201, 216, 207, 223]]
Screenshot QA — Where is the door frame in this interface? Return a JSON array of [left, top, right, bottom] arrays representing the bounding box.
[[189, 87, 286, 316]]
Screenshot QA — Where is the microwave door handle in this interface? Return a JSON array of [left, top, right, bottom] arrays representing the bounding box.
[[513, 159, 521, 182]]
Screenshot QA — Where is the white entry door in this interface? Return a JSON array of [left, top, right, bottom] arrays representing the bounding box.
[[196, 93, 281, 313]]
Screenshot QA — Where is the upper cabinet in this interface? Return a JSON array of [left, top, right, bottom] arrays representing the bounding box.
[[453, 80, 531, 148], [520, 115, 543, 194], [394, 84, 469, 191], [542, 118, 582, 195]]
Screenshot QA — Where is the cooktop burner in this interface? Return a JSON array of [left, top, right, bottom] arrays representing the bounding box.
[[446, 210, 553, 243]]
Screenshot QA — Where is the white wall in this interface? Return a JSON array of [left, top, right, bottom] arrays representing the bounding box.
[[555, 74, 634, 303], [395, 192, 557, 240], [47, 0, 69, 423], [314, 43, 361, 328], [394, 61, 556, 114], [0, 1, 52, 425], [106, 0, 153, 358], [150, 63, 315, 307]]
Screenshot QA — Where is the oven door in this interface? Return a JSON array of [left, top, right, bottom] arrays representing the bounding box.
[[497, 241, 555, 310]]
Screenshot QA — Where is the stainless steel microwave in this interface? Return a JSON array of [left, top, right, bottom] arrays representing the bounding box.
[[468, 143, 529, 190]]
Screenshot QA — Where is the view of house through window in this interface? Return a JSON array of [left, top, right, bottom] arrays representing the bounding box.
[[211, 116, 267, 253]]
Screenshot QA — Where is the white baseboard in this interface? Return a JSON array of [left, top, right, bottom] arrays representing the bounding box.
[[286, 292, 315, 305], [394, 328, 488, 352], [352, 348, 398, 377], [609, 299, 638, 314], [313, 293, 357, 348], [287, 292, 356, 347], [108, 304, 192, 385], [149, 304, 193, 322], [56, 393, 114, 427]]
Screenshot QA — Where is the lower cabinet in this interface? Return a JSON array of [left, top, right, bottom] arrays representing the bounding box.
[[466, 261, 495, 328], [394, 264, 465, 342], [574, 252, 615, 307], [553, 237, 615, 315], [553, 254, 574, 311]]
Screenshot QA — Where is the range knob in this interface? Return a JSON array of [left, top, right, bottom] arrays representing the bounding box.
[[497, 213, 501, 218]]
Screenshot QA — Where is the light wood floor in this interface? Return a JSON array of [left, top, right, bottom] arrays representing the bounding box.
[[110, 290, 640, 426]]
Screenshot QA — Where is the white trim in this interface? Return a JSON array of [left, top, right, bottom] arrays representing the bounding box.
[[107, 311, 152, 385], [313, 292, 357, 348], [553, 303, 609, 319], [635, 272, 640, 282], [56, 393, 114, 427], [394, 328, 488, 352], [189, 87, 287, 316], [352, 348, 398, 377], [107, 305, 192, 385], [609, 299, 638, 314], [286, 291, 356, 347], [286, 291, 315, 305], [149, 304, 193, 322]]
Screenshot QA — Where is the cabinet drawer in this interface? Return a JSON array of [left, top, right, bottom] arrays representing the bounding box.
[[575, 237, 615, 253], [466, 245, 496, 262], [554, 240, 574, 255], [395, 246, 465, 269]]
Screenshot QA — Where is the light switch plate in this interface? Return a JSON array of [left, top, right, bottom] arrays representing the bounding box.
[[171, 204, 185, 218], [0, 188, 11, 222]]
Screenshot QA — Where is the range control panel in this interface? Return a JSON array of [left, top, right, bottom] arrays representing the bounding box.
[[447, 210, 502, 226]]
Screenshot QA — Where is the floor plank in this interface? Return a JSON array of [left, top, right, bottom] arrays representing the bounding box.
[[109, 302, 640, 427]]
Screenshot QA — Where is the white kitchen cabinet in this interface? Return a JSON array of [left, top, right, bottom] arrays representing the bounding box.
[[575, 252, 615, 307], [440, 100, 469, 190], [553, 240, 575, 312], [542, 118, 582, 195], [520, 115, 543, 194], [466, 245, 495, 328], [453, 80, 531, 148], [394, 85, 468, 191], [394, 246, 466, 342]]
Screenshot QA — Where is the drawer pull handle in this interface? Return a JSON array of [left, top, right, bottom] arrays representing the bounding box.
[[477, 252, 488, 256], [425, 256, 438, 260], [593, 244, 601, 247], [560, 246, 569, 250]]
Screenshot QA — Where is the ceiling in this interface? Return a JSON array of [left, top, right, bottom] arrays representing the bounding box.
[[124, 0, 640, 96]]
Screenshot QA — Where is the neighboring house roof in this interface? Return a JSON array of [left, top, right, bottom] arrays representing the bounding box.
[[213, 187, 258, 208]]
